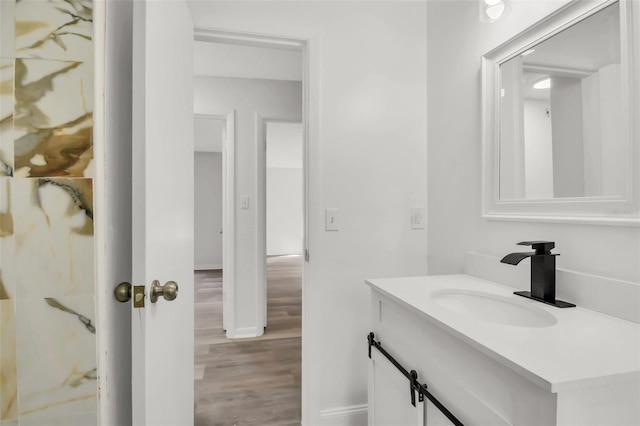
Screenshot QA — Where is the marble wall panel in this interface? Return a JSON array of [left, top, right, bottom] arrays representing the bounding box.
[[13, 58, 93, 178], [0, 59, 12, 176], [0, 178, 14, 301], [18, 410, 97, 426], [16, 296, 96, 420], [0, 0, 15, 60], [12, 178, 93, 298], [0, 300, 17, 422], [14, 0, 93, 63], [0, 2, 97, 425]]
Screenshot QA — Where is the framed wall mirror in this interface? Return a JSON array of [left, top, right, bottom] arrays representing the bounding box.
[[482, 0, 639, 225]]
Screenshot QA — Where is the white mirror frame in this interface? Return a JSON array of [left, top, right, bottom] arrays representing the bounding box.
[[482, 0, 640, 226]]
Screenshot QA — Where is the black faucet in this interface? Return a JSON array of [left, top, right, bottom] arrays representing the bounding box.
[[501, 241, 575, 308]]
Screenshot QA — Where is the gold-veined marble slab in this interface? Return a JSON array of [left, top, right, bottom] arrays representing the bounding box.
[[18, 410, 96, 426], [0, 0, 15, 60], [14, 58, 93, 178], [14, 0, 93, 63], [16, 296, 96, 422], [1, 1, 97, 425], [0, 178, 15, 301], [12, 178, 93, 298], [0, 60, 12, 176], [0, 299, 18, 422]]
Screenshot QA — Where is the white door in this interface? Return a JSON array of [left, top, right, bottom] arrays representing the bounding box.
[[131, 0, 194, 424]]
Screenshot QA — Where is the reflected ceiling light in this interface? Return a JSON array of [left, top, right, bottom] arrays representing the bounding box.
[[480, 0, 510, 23], [533, 78, 551, 89], [521, 48, 536, 56]]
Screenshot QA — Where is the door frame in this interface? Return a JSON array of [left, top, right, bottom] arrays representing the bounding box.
[[193, 27, 310, 421], [256, 117, 304, 329], [193, 112, 235, 333], [95, 1, 133, 424]]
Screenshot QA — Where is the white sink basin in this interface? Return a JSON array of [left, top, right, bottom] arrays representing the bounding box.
[[431, 289, 558, 328]]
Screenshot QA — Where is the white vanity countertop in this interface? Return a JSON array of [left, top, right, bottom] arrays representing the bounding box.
[[365, 274, 640, 393]]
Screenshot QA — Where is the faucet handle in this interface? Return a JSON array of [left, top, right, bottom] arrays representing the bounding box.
[[517, 241, 555, 254]]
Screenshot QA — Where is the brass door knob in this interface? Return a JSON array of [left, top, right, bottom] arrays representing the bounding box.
[[114, 282, 132, 302], [150, 280, 179, 303]]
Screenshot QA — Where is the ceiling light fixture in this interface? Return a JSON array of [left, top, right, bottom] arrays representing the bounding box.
[[533, 78, 551, 90], [486, 3, 506, 20], [480, 0, 511, 23]]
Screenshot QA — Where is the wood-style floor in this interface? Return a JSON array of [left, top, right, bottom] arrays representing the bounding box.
[[194, 255, 302, 426]]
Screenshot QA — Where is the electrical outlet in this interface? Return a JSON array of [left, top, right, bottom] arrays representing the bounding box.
[[325, 208, 338, 231], [411, 207, 425, 229]]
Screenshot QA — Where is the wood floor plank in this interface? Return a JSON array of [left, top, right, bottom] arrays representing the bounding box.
[[194, 255, 302, 426]]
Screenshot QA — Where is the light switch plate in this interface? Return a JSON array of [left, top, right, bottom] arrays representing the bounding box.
[[411, 207, 425, 229], [325, 208, 338, 231]]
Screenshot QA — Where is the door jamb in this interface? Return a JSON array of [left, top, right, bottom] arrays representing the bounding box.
[[193, 112, 235, 335], [256, 117, 304, 330], [223, 112, 235, 336]]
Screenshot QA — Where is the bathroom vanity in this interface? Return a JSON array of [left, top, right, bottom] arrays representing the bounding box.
[[366, 275, 640, 425]]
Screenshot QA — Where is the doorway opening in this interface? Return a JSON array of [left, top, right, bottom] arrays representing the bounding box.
[[193, 112, 234, 344], [192, 29, 308, 425], [258, 121, 304, 334]]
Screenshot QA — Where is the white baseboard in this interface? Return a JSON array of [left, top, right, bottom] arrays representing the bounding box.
[[194, 264, 222, 271], [317, 404, 368, 425], [465, 252, 640, 323], [226, 326, 263, 339]]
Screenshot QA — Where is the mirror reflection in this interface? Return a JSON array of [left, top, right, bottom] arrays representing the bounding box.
[[499, 2, 624, 200]]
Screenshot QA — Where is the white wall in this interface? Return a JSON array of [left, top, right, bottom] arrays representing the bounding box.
[[193, 76, 302, 333], [194, 41, 303, 82], [597, 63, 625, 197], [267, 122, 303, 256], [499, 56, 525, 200], [427, 0, 639, 283], [581, 71, 602, 197], [194, 116, 224, 152], [194, 152, 223, 269], [267, 168, 303, 255], [523, 99, 553, 199], [188, 2, 428, 424], [551, 76, 585, 197], [582, 62, 625, 198]]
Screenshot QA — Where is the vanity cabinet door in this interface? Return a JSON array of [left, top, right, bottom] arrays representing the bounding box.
[[368, 349, 424, 426], [371, 292, 532, 426], [425, 402, 455, 425]]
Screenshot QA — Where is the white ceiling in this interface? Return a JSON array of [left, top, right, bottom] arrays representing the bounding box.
[[522, 2, 620, 72], [194, 41, 303, 81], [522, 72, 550, 101], [266, 122, 303, 169]]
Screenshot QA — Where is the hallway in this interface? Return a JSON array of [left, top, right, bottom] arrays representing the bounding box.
[[194, 255, 302, 425]]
